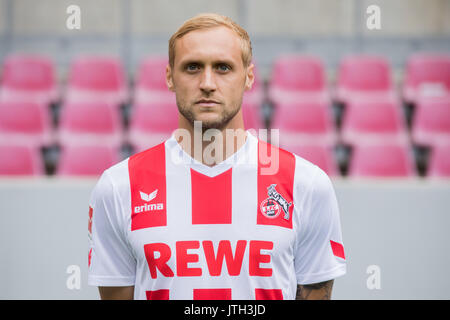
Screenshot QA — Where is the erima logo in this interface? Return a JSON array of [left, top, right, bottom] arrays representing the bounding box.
[[140, 190, 158, 202], [134, 190, 164, 213]]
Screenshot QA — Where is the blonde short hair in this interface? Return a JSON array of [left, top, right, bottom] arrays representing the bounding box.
[[169, 13, 252, 68]]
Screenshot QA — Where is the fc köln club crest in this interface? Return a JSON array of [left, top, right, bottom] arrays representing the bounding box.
[[260, 184, 292, 220]]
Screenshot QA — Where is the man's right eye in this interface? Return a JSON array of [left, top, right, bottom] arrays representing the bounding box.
[[186, 64, 199, 72]]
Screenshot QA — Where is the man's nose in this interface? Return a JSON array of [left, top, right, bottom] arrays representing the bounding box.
[[199, 67, 217, 93]]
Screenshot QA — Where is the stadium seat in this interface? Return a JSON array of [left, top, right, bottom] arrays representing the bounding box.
[[271, 100, 336, 145], [268, 55, 329, 104], [57, 144, 120, 176], [242, 102, 263, 130], [133, 56, 175, 104], [65, 55, 128, 105], [411, 96, 450, 147], [0, 101, 53, 147], [282, 143, 339, 176], [57, 101, 123, 147], [403, 53, 450, 104], [340, 97, 408, 145], [348, 142, 416, 177], [0, 144, 44, 176], [335, 55, 396, 104], [427, 143, 450, 177], [0, 54, 58, 105], [128, 100, 179, 151]]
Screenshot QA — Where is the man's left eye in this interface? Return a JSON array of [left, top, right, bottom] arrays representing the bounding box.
[[217, 64, 230, 72]]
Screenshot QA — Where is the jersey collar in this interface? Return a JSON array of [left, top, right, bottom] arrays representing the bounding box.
[[165, 129, 257, 177]]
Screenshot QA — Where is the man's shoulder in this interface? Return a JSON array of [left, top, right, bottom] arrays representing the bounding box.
[[128, 141, 167, 171]]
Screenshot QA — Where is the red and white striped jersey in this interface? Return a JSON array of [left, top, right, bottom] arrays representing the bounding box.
[[87, 130, 346, 300]]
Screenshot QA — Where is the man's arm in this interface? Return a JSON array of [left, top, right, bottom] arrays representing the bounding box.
[[296, 280, 334, 300], [99, 286, 135, 300]]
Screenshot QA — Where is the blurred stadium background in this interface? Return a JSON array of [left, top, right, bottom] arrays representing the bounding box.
[[0, 0, 449, 299]]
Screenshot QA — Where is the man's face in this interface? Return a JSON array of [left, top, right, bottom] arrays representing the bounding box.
[[167, 26, 253, 130]]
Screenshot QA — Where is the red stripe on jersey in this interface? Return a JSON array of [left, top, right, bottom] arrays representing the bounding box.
[[257, 140, 295, 229], [129, 142, 167, 231], [88, 248, 92, 267], [255, 288, 283, 300], [193, 288, 232, 300], [191, 168, 232, 225], [146, 289, 170, 300], [330, 240, 345, 260], [88, 206, 93, 235]]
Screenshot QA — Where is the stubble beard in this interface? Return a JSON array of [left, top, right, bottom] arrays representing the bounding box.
[[176, 98, 242, 132]]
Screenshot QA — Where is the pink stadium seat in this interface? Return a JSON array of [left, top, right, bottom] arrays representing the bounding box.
[[0, 54, 58, 104], [242, 102, 263, 130], [57, 144, 119, 176], [65, 55, 128, 105], [133, 56, 174, 104], [427, 144, 450, 177], [269, 55, 329, 103], [271, 100, 336, 145], [348, 142, 416, 177], [58, 101, 123, 147], [412, 96, 450, 147], [341, 98, 408, 145], [0, 144, 44, 175], [335, 55, 395, 104], [0, 101, 53, 147], [128, 100, 179, 150], [282, 143, 338, 176], [403, 53, 450, 104]]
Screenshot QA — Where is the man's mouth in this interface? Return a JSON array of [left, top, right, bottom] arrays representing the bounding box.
[[195, 99, 220, 107]]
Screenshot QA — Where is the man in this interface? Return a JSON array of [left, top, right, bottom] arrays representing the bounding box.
[[87, 13, 346, 300]]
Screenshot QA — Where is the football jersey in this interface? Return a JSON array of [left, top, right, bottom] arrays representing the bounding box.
[[87, 130, 346, 300]]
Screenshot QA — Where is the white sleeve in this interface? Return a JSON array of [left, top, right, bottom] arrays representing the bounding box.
[[88, 170, 136, 287], [294, 167, 346, 285]]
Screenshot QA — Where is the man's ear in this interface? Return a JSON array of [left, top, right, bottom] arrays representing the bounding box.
[[166, 64, 175, 92], [244, 63, 255, 91]]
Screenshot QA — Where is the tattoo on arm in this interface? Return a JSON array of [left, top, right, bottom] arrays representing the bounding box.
[[296, 280, 334, 300]]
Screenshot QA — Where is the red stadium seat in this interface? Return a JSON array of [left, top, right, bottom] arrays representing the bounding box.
[[242, 102, 263, 130], [335, 55, 396, 104], [0, 101, 53, 147], [133, 56, 175, 104], [271, 100, 336, 145], [403, 53, 450, 104], [340, 97, 408, 145], [412, 96, 450, 147], [0, 54, 58, 104], [57, 101, 123, 147], [282, 143, 339, 176], [268, 55, 329, 104], [57, 144, 120, 176], [348, 142, 416, 177], [427, 143, 450, 177], [0, 144, 44, 176], [65, 55, 128, 105], [128, 100, 179, 150]]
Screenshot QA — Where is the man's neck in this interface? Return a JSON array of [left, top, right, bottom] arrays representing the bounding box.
[[174, 120, 247, 167]]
